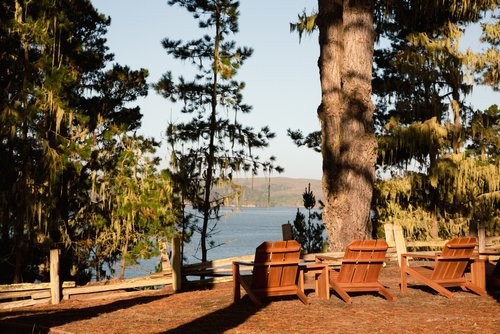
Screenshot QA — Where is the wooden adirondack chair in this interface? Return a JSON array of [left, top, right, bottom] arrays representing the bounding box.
[[316, 239, 395, 303], [400, 236, 486, 298], [232, 240, 308, 306]]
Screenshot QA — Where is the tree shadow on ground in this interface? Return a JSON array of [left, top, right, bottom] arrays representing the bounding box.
[[163, 296, 262, 334], [0, 293, 169, 334], [402, 281, 500, 302], [485, 262, 500, 302]]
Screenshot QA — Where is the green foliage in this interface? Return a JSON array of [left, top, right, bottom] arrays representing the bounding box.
[[290, 184, 325, 253], [467, 104, 499, 162], [0, 0, 113, 283], [371, 1, 500, 240], [464, 16, 500, 90], [289, 9, 317, 43], [287, 129, 321, 153], [156, 0, 281, 262], [0, 0, 177, 283], [89, 133, 177, 279], [288, 1, 499, 242]]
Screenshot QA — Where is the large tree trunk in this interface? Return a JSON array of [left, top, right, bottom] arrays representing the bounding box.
[[317, 0, 377, 251]]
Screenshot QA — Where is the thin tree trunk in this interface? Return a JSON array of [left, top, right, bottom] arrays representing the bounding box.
[[201, 10, 222, 263], [120, 228, 129, 280], [317, 0, 376, 251], [12, 0, 30, 284], [267, 176, 271, 208]]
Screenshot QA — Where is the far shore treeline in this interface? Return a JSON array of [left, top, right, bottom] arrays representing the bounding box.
[[229, 178, 323, 208]]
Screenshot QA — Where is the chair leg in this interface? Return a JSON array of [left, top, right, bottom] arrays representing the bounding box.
[[405, 267, 454, 298], [233, 264, 263, 306], [378, 284, 396, 302], [330, 281, 352, 304], [243, 289, 264, 306], [239, 278, 263, 306], [464, 282, 486, 296], [232, 263, 241, 302], [296, 288, 309, 305], [400, 258, 408, 293]]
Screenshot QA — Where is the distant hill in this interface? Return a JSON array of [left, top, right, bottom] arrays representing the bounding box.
[[228, 177, 323, 208]]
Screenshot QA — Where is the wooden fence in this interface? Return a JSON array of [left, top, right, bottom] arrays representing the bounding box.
[[1, 226, 498, 309], [384, 223, 500, 266], [0, 246, 178, 310]]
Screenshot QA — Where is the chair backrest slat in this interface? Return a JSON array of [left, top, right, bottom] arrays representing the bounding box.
[[431, 237, 476, 280], [252, 240, 300, 289], [338, 239, 388, 284]]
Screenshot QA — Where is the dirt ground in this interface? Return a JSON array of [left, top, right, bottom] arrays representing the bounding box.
[[0, 266, 499, 334]]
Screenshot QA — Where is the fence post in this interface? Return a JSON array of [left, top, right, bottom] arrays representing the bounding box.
[[282, 223, 293, 241], [160, 239, 171, 272], [171, 237, 181, 292], [50, 249, 60, 304], [392, 224, 408, 267], [383, 223, 395, 247], [478, 223, 486, 253]]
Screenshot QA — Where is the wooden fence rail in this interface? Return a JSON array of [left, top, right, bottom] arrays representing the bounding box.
[[2, 229, 498, 310], [384, 223, 500, 266], [0, 241, 178, 310]]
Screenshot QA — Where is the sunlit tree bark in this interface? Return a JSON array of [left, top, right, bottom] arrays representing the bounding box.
[[292, 0, 498, 250], [317, 0, 376, 251]]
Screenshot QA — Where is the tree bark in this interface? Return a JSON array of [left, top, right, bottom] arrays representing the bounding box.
[[120, 228, 129, 280], [201, 9, 222, 264], [317, 0, 377, 251]]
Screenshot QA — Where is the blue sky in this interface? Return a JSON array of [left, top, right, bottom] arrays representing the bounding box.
[[91, 1, 498, 180]]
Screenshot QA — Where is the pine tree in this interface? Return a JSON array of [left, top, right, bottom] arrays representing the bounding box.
[[0, 0, 174, 283], [155, 0, 281, 262], [372, 2, 499, 240], [290, 184, 325, 253], [289, 0, 498, 250]]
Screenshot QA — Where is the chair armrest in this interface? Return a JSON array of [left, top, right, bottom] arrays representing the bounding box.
[[349, 245, 388, 251], [342, 259, 385, 264], [436, 256, 474, 261], [253, 261, 299, 267], [447, 242, 476, 249], [233, 260, 299, 267], [232, 260, 254, 267], [400, 253, 437, 260], [316, 255, 342, 262]]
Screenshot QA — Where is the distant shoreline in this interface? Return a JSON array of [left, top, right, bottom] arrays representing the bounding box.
[[227, 177, 323, 208]]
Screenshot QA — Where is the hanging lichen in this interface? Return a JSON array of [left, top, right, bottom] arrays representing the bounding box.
[[374, 15, 499, 240]]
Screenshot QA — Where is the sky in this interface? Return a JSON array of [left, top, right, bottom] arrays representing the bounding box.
[[90, 1, 498, 181]]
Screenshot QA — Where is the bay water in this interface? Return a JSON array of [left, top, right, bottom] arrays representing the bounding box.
[[122, 207, 304, 279]]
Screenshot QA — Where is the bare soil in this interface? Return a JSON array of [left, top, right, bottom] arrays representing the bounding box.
[[1, 266, 498, 334]]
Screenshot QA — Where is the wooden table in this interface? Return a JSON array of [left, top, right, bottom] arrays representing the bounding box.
[[474, 251, 500, 290], [470, 257, 487, 291], [298, 262, 330, 300]]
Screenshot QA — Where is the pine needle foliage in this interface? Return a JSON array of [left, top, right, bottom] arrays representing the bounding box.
[[288, 1, 498, 242], [290, 184, 325, 253], [373, 2, 499, 239], [0, 1, 176, 283], [156, 0, 282, 262]]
